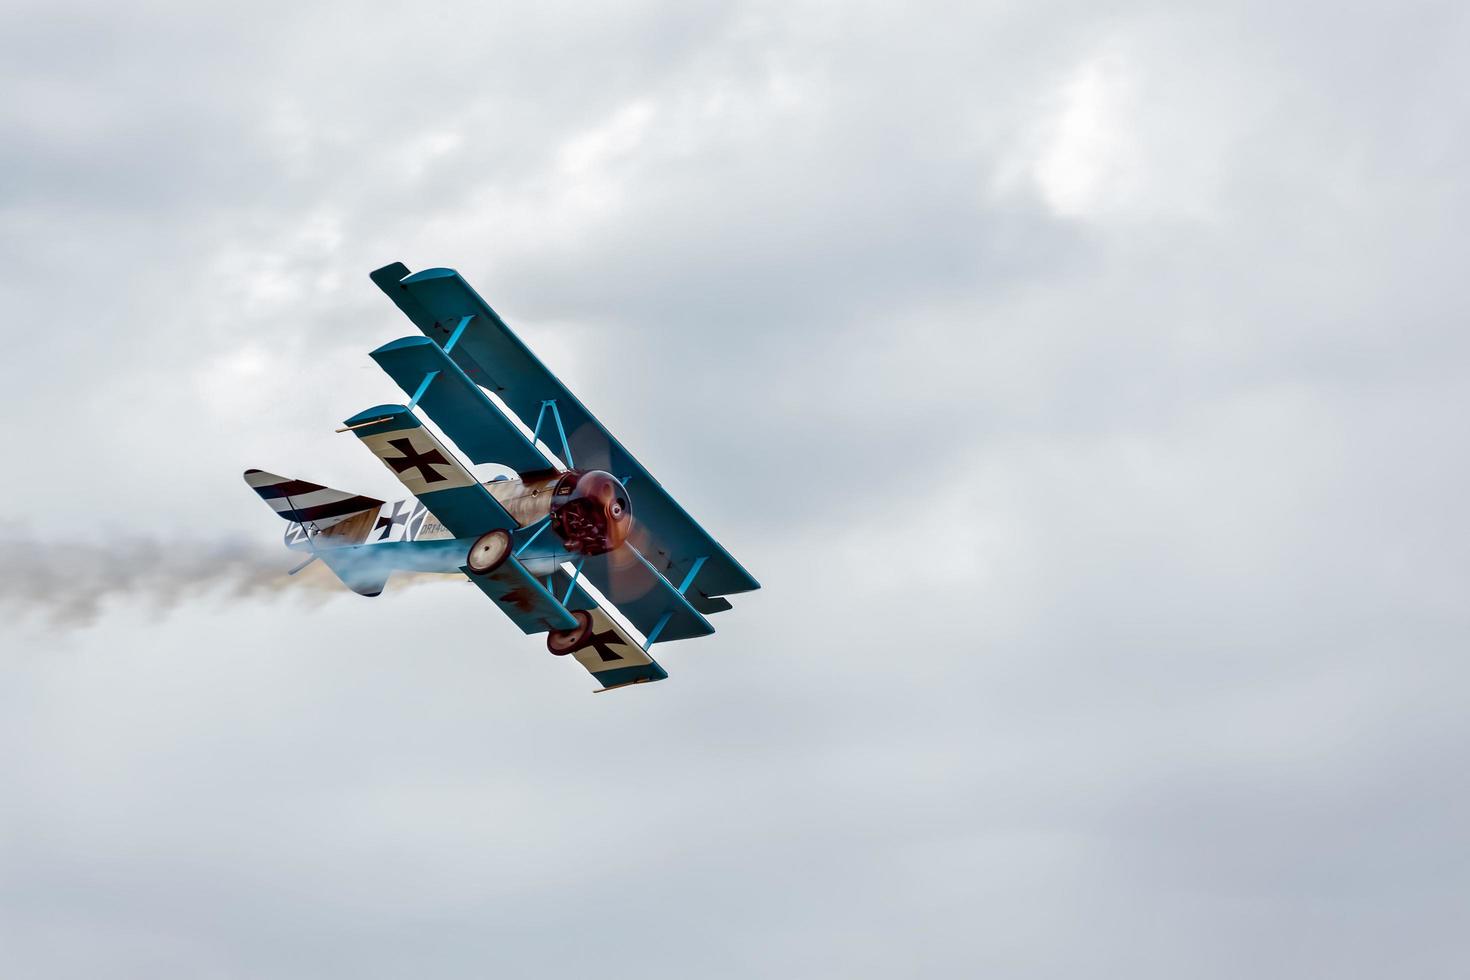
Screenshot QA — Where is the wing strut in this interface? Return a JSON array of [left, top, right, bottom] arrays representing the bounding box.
[[444, 315, 474, 352], [531, 399, 574, 468], [676, 556, 708, 594], [562, 556, 585, 604], [516, 516, 552, 556], [640, 555, 708, 649], [405, 370, 439, 410]]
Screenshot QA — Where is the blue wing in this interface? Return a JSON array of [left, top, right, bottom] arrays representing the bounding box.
[[369, 263, 760, 612], [370, 335, 556, 478]]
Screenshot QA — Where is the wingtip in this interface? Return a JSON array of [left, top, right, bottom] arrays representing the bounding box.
[[402, 267, 460, 283], [370, 261, 410, 283]]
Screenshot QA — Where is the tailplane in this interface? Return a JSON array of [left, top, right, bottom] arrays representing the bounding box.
[[244, 469, 396, 597], [243, 469, 383, 530]]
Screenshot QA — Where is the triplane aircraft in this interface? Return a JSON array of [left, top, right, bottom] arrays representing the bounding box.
[[245, 262, 758, 691]]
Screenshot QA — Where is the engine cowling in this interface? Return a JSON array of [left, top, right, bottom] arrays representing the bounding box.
[[549, 469, 632, 556]]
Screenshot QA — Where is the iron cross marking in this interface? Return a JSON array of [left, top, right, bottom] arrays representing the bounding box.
[[573, 628, 628, 663], [374, 500, 409, 540], [385, 437, 450, 484]]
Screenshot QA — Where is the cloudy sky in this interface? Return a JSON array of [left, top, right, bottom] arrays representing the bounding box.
[[3, 1, 1469, 976]]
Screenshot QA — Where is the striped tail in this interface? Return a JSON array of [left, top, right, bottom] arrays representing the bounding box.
[[243, 469, 383, 530]]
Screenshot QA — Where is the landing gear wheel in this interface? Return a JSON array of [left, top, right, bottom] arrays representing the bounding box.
[[547, 609, 593, 656], [466, 529, 511, 575]]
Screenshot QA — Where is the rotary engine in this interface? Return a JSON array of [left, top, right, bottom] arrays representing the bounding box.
[[549, 469, 632, 556]]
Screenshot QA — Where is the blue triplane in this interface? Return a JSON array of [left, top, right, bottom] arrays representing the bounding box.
[[245, 262, 759, 692]]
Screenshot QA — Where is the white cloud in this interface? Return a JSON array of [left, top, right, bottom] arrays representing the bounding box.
[[1032, 48, 1142, 217], [1005, 33, 1241, 222]]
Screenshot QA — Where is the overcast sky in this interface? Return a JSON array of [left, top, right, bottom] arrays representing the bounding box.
[[3, 1, 1469, 977]]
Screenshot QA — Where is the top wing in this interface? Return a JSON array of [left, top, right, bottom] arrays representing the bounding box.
[[370, 262, 760, 607]]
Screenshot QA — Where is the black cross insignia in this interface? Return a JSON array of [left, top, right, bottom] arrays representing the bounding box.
[[385, 437, 451, 483], [374, 500, 409, 540], [571, 628, 627, 663]]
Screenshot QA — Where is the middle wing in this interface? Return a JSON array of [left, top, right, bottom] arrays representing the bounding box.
[[369, 335, 556, 478]]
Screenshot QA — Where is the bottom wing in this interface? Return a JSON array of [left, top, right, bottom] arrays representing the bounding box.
[[460, 556, 581, 634], [463, 557, 666, 689], [547, 567, 667, 689], [562, 606, 669, 691]]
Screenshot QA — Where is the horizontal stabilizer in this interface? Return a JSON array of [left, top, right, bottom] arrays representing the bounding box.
[[243, 469, 382, 529]]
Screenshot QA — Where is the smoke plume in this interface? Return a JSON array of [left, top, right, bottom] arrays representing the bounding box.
[[1, 531, 454, 631]]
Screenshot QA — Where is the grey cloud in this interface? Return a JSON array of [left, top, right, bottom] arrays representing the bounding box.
[[3, 0, 1470, 977]]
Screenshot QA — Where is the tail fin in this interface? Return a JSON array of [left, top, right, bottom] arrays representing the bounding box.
[[243, 469, 383, 530], [245, 469, 394, 596]]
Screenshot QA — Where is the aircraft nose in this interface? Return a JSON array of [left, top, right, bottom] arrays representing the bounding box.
[[549, 469, 633, 555]]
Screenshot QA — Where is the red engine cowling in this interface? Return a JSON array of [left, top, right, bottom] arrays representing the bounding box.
[[549, 469, 632, 556]]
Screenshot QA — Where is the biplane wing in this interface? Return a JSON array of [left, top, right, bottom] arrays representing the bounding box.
[[339, 403, 519, 538], [459, 554, 580, 634], [241, 463, 667, 687], [530, 566, 669, 688], [246, 259, 757, 691], [370, 263, 760, 610], [369, 335, 556, 478], [558, 606, 669, 690], [508, 524, 715, 644]]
